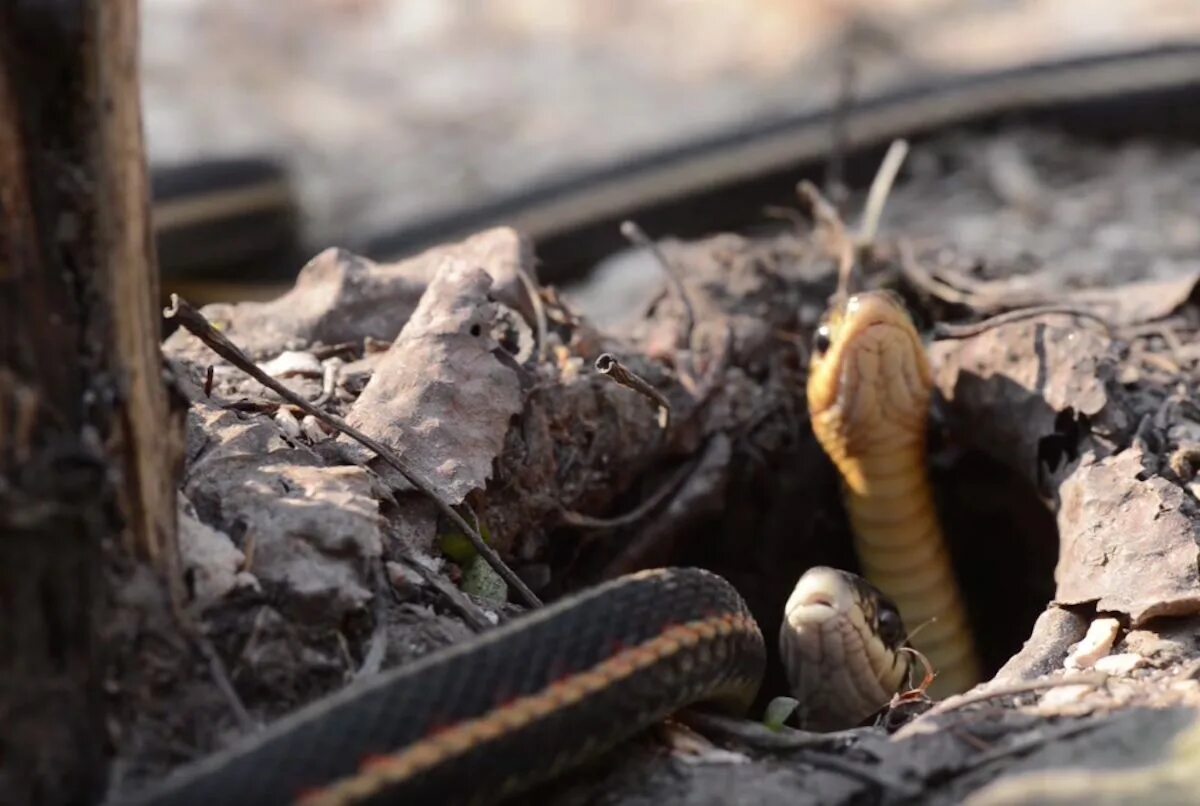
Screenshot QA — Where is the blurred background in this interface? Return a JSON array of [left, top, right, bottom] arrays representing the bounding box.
[[141, 0, 1200, 299]]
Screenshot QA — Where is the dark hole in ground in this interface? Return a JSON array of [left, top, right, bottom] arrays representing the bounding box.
[[558, 430, 1058, 715]]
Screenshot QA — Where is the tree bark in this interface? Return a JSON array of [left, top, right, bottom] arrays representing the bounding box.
[[0, 2, 181, 804]]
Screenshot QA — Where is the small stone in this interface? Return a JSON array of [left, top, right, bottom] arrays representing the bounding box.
[[259, 350, 323, 378], [1093, 653, 1144, 675], [1039, 684, 1093, 708], [1064, 618, 1121, 669], [274, 407, 302, 438]]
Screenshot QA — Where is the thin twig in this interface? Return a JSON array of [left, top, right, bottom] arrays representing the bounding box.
[[797, 180, 856, 300], [194, 627, 256, 733], [311, 357, 343, 407], [389, 535, 493, 632], [793, 750, 920, 796], [680, 711, 873, 752], [560, 457, 698, 529], [857, 138, 909, 246], [595, 352, 671, 429], [514, 265, 548, 364], [933, 305, 1113, 340], [621, 220, 695, 347], [951, 717, 1103, 776], [912, 672, 1108, 723], [165, 294, 542, 609]]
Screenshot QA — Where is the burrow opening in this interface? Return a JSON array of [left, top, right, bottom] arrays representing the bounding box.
[[555, 423, 1061, 713]]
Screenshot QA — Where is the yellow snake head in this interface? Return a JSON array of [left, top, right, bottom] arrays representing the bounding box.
[[806, 290, 933, 484], [779, 566, 912, 731]]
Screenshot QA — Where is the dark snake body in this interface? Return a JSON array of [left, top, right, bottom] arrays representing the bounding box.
[[117, 568, 765, 806]]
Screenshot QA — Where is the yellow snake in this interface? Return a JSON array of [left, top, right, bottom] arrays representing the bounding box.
[[807, 289, 981, 698]]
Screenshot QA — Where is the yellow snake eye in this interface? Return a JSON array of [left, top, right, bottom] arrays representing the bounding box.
[[813, 324, 832, 356]]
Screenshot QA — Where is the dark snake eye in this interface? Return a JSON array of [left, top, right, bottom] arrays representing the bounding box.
[[877, 605, 906, 649], [813, 325, 832, 356]]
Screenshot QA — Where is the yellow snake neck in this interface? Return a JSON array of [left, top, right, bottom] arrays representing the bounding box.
[[808, 292, 981, 699]]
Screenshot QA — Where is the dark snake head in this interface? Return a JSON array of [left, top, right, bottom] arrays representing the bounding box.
[[779, 566, 913, 731]]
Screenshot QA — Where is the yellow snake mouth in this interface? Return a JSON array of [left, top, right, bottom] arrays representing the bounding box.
[[779, 566, 912, 731]]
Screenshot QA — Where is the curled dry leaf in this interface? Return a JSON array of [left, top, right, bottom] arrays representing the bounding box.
[[341, 261, 523, 504]]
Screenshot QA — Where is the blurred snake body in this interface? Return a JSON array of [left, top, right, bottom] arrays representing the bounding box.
[[118, 567, 911, 806], [808, 290, 981, 697]]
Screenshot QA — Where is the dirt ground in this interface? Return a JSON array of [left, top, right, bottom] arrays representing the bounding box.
[[140, 0, 1200, 250], [104, 117, 1200, 805]]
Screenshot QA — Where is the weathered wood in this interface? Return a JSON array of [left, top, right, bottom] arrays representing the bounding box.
[[0, 2, 181, 804]]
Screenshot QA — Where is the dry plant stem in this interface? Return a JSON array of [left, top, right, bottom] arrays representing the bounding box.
[[595, 353, 672, 429], [857, 138, 909, 246], [560, 456, 698, 529], [514, 265, 548, 363], [390, 536, 492, 631], [193, 624, 256, 733], [680, 712, 872, 752], [797, 180, 856, 299], [164, 294, 543, 609], [913, 672, 1108, 723], [933, 305, 1113, 340], [620, 220, 696, 347], [953, 717, 1103, 776]]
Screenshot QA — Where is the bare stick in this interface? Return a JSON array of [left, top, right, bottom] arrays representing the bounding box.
[[560, 457, 697, 529], [514, 265, 548, 364], [857, 138, 909, 246], [595, 353, 671, 429], [797, 180, 856, 300], [953, 717, 1103, 776], [191, 623, 255, 733], [165, 295, 542, 609], [933, 306, 1113, 340], [680, 711, 872, 752], [621, 220, 695, 347], [912, 672, 1107, 723]]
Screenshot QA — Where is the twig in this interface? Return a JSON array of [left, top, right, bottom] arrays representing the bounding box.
[[595, 352, 671, 429], [621, 220, 695, 348], [514, 265, 548, 364], [164, 294, 542, 609], [797, 180, 856, 300], [194, 627, 256, 733], [793, 750, 920, 796], [911, 672, 1108, 723], [952, 717, 1103, 776], [389, 535, 493, 632], [933, 306, 1113, 340], [355, 561, 390, 679], [204, 365, 214, 397], [680, 711, 872, 752], [857, 139, 909, 246], [681, 713, 917, 794], [560, 457, 698, 530], [311, 357, 343, 407]]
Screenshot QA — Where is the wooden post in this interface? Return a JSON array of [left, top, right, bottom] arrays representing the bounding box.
[[0, 2, 182, 803]]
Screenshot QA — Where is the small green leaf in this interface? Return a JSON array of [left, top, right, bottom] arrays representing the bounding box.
[[461, 555, 507, 603], [763, 697, 800, 732], [437, 521, 493, 564]]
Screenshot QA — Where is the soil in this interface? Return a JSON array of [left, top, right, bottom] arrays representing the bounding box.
[[108, 124, 1200, 805]]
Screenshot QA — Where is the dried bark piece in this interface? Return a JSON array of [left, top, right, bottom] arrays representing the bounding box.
[[929, 319, 1125, 483], [1056, 447, 1200, 625], [164, 227, 535, 360], [342, 261, 522, 503]]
